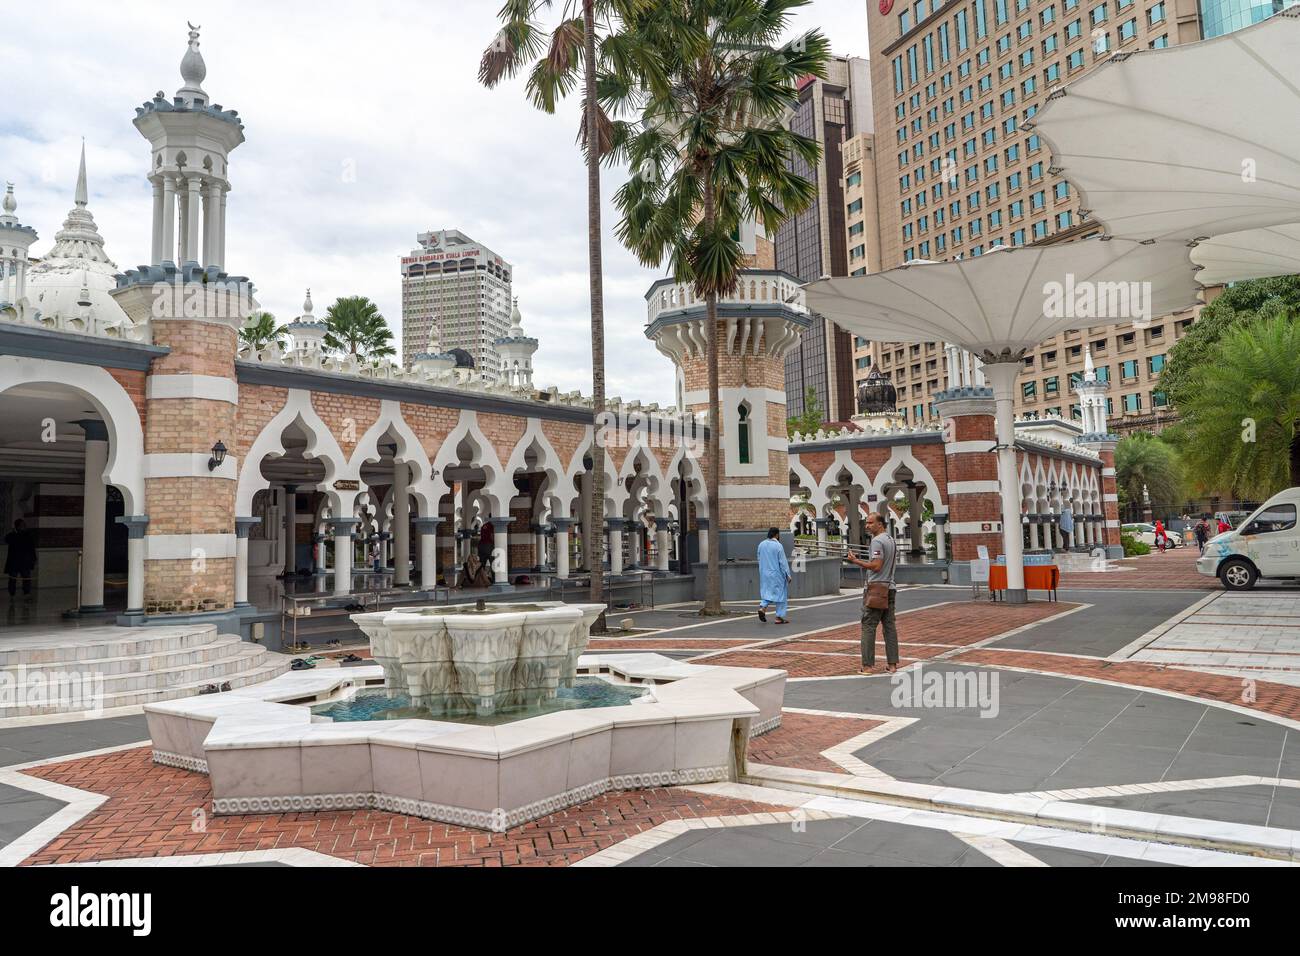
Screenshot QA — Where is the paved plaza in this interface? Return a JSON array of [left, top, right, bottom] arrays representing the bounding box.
[[2, 547, 1299, 868]]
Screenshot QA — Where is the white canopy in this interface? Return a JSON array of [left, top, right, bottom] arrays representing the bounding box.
[[1190, 223, 1300, 286], [803, 238, 1200, 356], [1032, 11, 1300, 243]]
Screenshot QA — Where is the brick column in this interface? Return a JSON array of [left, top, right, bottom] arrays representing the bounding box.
[[933, 388, 1004, 569], [1082, 439, 1123, 557], [112, 270, 244, 615]]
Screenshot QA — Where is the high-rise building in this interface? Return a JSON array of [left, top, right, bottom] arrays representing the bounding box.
[[778, 55, 877, 424], [855, 0, 1204, 434], [1198, 0, 1296, 37], [400, 229, 512, 379]]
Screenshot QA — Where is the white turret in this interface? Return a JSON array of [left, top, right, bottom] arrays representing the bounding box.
[[411, 315, 458, 380], [0, 183, 39, 313], [1073, 345, 1112, 439], [133, 23, 245, 269], [284, 288, 327, 352], [494, 297, 539, 389]]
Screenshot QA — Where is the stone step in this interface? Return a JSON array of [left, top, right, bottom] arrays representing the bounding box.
[[0, 650, 293, 717], [0, 624, 222, 668], [2, 634, 252, 678]]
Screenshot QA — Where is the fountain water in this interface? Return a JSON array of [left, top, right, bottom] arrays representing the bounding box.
[[352, 601, 606, 717]]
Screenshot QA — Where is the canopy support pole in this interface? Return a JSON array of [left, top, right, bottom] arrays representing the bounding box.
[[983, 359, 1027, 604]]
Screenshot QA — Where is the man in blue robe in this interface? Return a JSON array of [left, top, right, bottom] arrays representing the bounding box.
[[756, 527, 791, 624]]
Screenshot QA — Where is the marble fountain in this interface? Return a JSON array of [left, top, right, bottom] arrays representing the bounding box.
[[143, 601, 786, 831]]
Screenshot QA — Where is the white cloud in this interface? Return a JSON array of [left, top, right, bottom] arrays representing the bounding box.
[[0, 0, 872, 407]]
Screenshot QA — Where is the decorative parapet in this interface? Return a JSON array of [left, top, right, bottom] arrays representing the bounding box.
[[644, 270, 808, 323], [1, 298, 150, 343], [789, 421, 945, 446], [134, 90, 244, 131]]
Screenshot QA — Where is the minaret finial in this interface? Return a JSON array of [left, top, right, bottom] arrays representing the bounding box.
[[303, 288, 314, 316], [1, 182, 15, 219], [178, 22, 208, 102], [75, 139, 88, 208], [1083, 345, 1096, 381]]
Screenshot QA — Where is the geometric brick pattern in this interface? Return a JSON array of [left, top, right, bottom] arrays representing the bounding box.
[[18, 748, 790, 867], [745, 711, 883, 774], [698, 600, 1077, 676]]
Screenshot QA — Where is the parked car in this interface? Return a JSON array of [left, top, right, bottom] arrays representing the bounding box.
[[1198, 489, 1300, 590], [1214, 510, 1252, 531], [1122, 523, 1184, 549]]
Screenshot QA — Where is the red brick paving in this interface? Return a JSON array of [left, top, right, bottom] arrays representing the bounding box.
[[951, 648, 1300, 722], [587, 638, 756, 651], [746, 712, 882, 774], [18, 748, 791, 867], [701, 601, 1076, 676], [1059, 546, 1216, 590]]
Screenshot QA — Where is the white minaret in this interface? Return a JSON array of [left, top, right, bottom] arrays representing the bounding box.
[[411, 319, 458, 380], [0, 184, 39, 311], [284, 288, 327, 353], [133, 23, 245, 269], [494, 297, 539, 388], [1073, 346, 1111, 438]]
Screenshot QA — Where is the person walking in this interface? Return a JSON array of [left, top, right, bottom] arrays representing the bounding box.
[[368, 540, 382, 574], [1194, 517, 1211, 555], [4, 518, 36, 597], [756, 527, 791, 624], [845, 511, 899, 674], [477, 517, 495, 580], [1154, 518, 1167, 554]]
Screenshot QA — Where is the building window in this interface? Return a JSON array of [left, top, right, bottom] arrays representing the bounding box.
[[1122, 393, 1141, 413], [1121, 359, 1139, 380], [737, 403, 752, 464]]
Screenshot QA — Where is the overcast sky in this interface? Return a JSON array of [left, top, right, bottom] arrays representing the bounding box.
[[1, 0, 871, 406]]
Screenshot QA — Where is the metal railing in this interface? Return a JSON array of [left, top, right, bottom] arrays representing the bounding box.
[[546, 569, 656, 610]]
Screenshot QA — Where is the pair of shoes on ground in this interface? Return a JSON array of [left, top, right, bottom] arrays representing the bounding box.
[[858, 663, 899, 675], [290, 658, 317, 671], [198, 681, 234, 694], [756, 606, 789, 624]]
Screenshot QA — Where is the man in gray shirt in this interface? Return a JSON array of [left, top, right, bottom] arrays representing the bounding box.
[[845, 511, 899, 674]]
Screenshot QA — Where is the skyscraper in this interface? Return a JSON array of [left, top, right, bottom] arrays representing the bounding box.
[[856, 0, 1204, 435], [400, 229, 512, 379], [777, 55, 877, 423]]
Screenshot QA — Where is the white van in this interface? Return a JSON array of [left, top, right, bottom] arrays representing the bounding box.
[[1196, 488, 1300, 590]]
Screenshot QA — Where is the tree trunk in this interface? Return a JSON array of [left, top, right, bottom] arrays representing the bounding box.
[[702, 161, 723, 616], [704, 290, 722, 614], [583, 0, 607, 629]]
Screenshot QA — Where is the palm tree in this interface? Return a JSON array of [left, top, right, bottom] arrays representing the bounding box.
[[324, 296, 396, 361], [239, 311, 285, 352], [1171, 314, 1300, 497], [480, 1, 658, 612], [611, 0, 828, 613], [1115, 433, 1186, 521]]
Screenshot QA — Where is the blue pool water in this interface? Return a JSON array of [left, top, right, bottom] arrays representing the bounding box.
[[310, 676, 647, 726]]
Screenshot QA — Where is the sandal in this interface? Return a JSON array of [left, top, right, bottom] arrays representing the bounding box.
[[198, 684, 219, 695], [341, 653, 363, 663], [219, 681, 232, 692], [757, 606, 767, 623], [290, 658, 316, 671]]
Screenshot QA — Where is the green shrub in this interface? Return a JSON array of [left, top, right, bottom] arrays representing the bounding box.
[[1121, 533, 1150, 557]]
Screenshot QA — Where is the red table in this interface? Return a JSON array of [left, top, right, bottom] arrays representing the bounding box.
[[988, 564, 1059, 601]]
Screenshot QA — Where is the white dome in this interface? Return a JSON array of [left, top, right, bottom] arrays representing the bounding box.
[[25, 145, 131, 331]]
